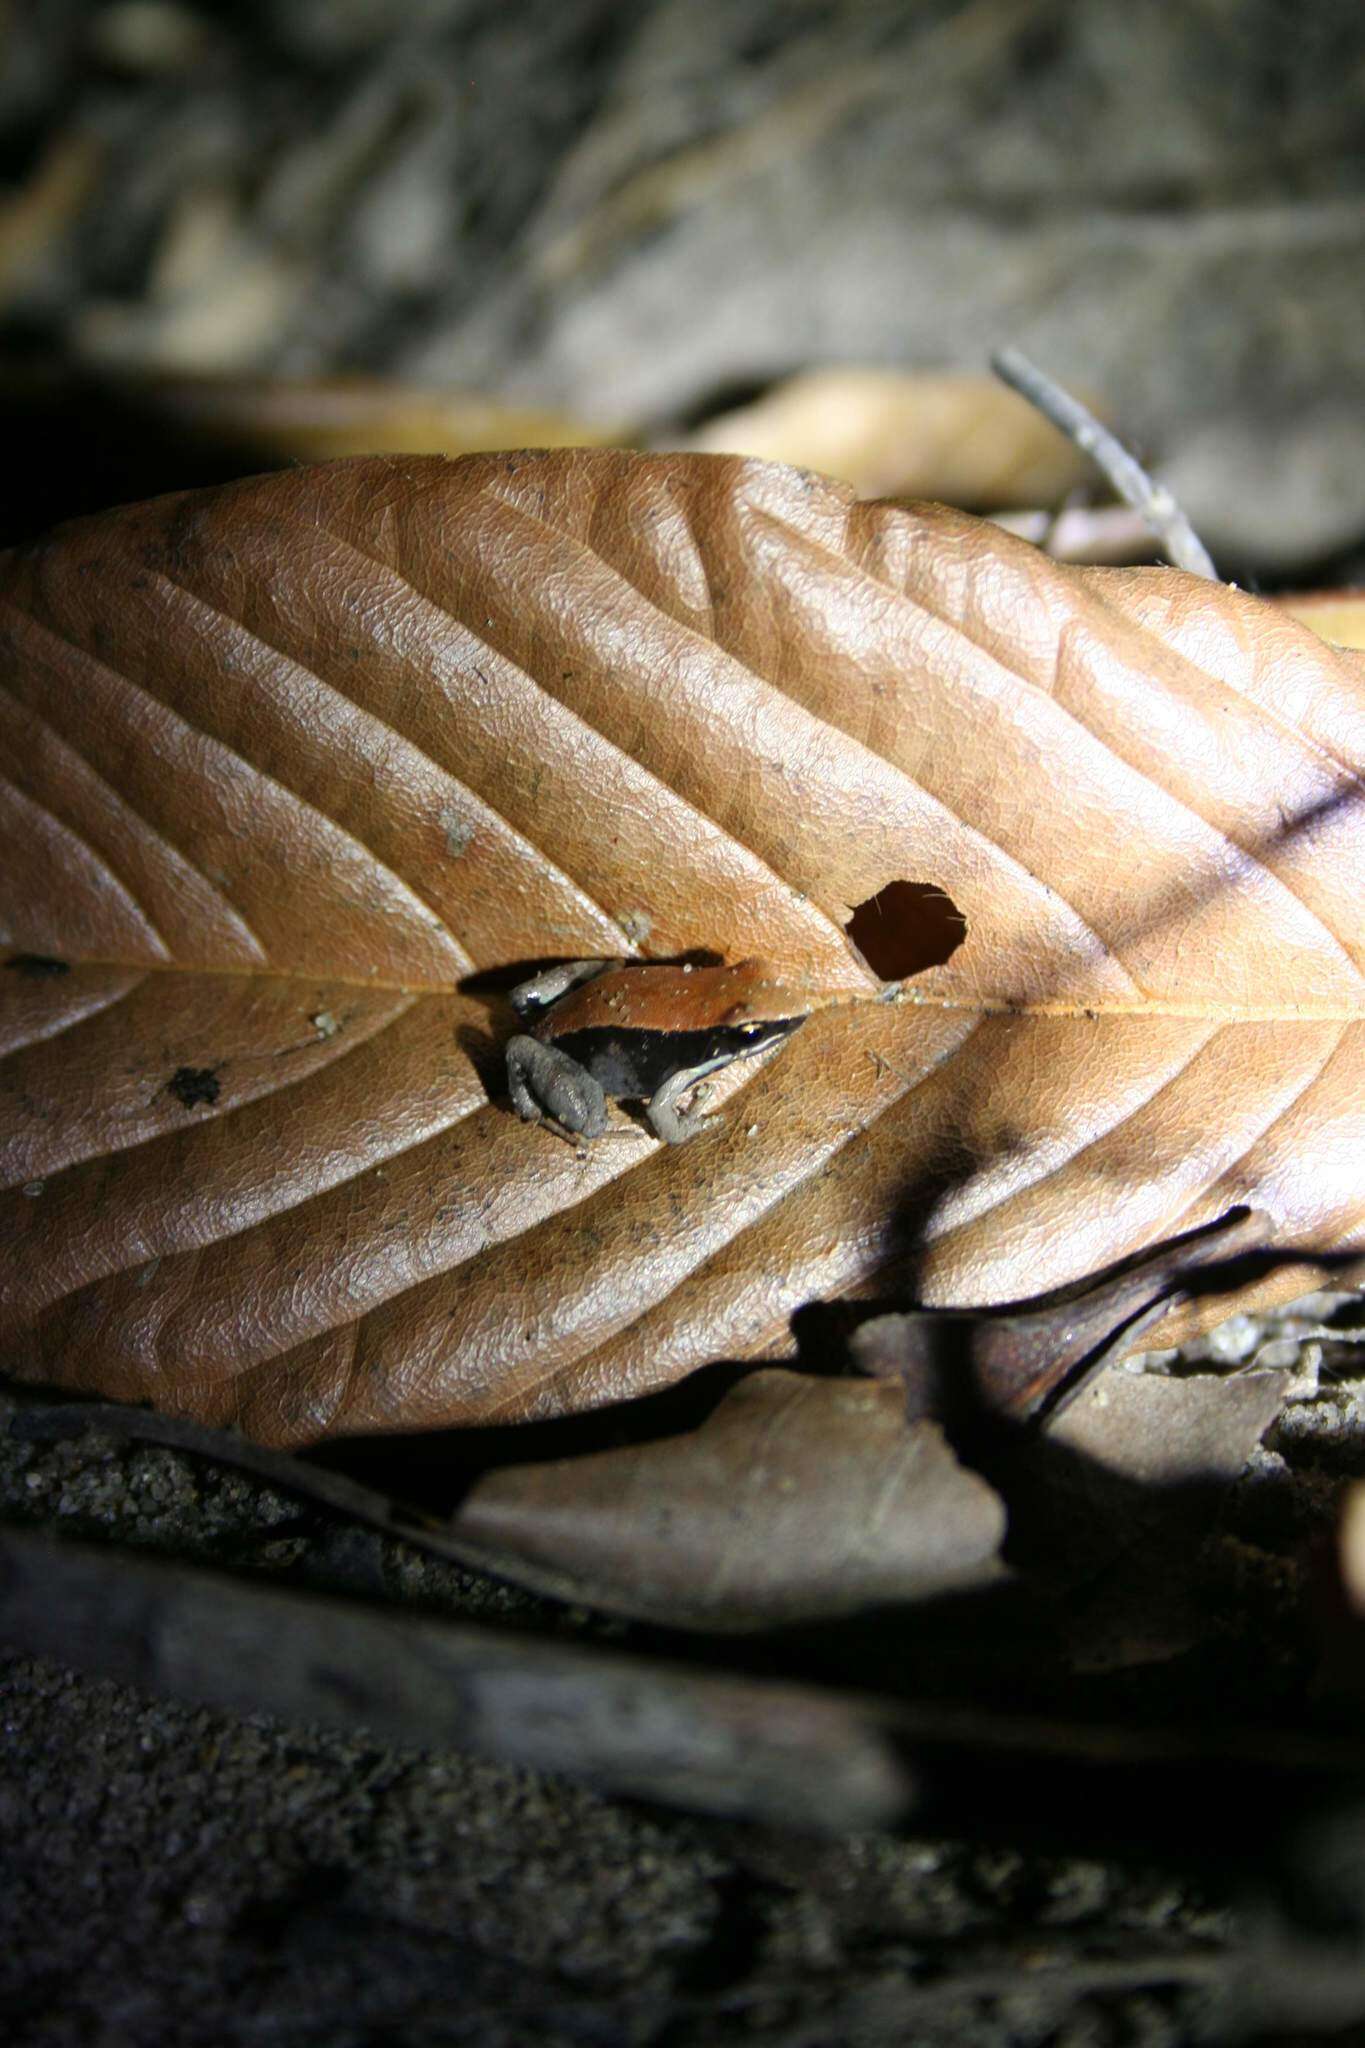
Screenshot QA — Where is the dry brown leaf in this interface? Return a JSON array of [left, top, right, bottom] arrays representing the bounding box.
[[681, 370, 1093, 506], [1, 449, 1363, 1445], [1036, 1364, 1293, 1675], [450, 1370, 1006, 1628], [1047, 1363, 1290, 1494]]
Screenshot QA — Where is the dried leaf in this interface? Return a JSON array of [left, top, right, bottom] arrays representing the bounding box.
[[681, 369, 1092, 506], [1035, 1364, 1292, 1674], [1, 450, 1363, 1443], [848, 1215, 1291, 1669], [1282, 592, 1365, 653], [450, 1370, 1007, 1628], [1045, 1361, 1289, 1491]]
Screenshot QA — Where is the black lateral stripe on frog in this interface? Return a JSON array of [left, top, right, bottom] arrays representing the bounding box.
[[551, 1018, 804, 1102]]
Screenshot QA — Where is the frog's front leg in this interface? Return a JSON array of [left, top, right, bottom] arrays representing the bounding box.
[[645, 1059, 726, 1145], [506, 1034, 610, 1140]]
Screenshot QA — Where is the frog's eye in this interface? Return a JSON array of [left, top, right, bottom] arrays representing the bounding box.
[[737, 1021, 769, 1038]]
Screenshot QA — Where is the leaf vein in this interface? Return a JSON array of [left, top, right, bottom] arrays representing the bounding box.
[[0, 665, 268, 964], [0, 972, 145, 1061], [318, 521, 841, 959], [0, 760, 170, 961], [478, 487, 1143, 995], [144, 571, 481, 972], [753, 500, 1365, 989]]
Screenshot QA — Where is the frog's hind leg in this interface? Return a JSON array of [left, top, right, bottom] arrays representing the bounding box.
[[506, 1034, 610, 1140]]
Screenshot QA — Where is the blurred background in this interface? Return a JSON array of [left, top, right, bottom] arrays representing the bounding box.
[[1, 0, 1363, 564]]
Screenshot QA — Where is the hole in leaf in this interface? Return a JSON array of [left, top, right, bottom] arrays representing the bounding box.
[[167, 1065, 222, 1110], [845, 880, 967, 981]]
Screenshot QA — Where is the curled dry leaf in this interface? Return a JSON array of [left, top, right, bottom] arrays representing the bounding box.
[[0, 450, 1363, 1445], [849, 1208, 1269, 1427]]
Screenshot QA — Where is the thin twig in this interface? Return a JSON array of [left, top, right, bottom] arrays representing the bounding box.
[[991, 346, 1218, 579]]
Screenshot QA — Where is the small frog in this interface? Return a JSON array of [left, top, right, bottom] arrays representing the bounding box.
[[505, 958, 814, 1144]]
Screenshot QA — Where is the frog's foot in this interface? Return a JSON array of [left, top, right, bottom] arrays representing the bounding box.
[[646, 1070, 723, 1145], [505, 1034, 610, 1140]]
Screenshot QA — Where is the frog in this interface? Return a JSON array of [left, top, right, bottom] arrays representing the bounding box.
[[504, 957, 814, 1144]]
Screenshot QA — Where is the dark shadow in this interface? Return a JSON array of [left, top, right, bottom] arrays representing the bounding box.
[[665, 373, 781, 437], [0, 363, 313, 547], [307, 1357, 760, 1513], [451, 1017, 504, 1102], [16, 1367, 1365, 1924]]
